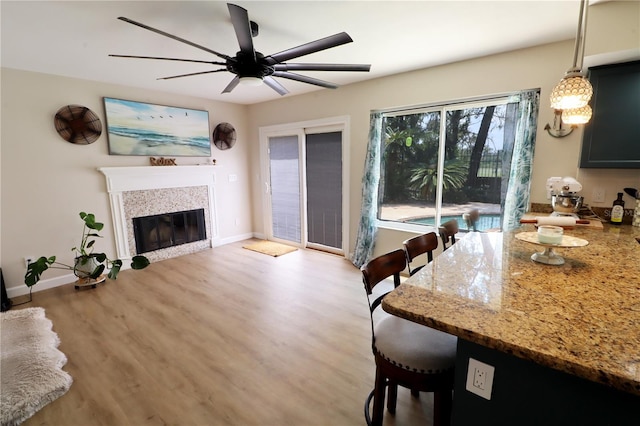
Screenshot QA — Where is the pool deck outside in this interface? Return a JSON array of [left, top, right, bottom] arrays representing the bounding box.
[[380, 202, 501, 221]]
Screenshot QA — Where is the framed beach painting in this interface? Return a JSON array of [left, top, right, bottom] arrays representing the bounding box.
[[103, 97, 211, 156]]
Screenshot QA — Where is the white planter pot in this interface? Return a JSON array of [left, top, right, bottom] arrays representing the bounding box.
[[74, 256, 99, 279]]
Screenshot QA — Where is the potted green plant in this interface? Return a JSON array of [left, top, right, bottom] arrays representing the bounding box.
[[25, 212, 150, 287]]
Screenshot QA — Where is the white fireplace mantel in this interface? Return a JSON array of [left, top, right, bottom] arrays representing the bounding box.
[[99, 165, 217, 192], [98, 166, 218, 260]]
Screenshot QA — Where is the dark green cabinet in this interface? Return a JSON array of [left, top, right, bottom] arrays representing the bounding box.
[[579, 60, 640, 169]]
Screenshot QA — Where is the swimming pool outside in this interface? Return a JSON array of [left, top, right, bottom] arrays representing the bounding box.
[[379, 202, 502, 232], [405, 214, 502, 231]]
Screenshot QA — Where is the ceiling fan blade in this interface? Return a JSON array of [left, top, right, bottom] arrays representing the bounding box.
[[158, 69, 228, 80], [266, 32, 353, 65], [272, 71, 338, 89], [117, 17, 231, 61], [263, 76, 289, 96], [227, 3, 255, 60], [273, 63, 371, 72], [222, 76, 241, 93], [109, 54, 226, 66]]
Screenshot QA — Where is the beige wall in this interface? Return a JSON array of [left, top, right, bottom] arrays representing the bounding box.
[[1, 1, 637, 293], [246, 0, 640, 259], [1, 70, 251, 293]]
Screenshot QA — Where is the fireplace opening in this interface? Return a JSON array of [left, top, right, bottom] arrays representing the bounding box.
[[133, 208, 206, 254]]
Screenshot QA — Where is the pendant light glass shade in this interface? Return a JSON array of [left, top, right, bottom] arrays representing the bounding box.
[[549, 0, 592, 120], [561, 105, 592, 125], [550, 73, 593, 110]]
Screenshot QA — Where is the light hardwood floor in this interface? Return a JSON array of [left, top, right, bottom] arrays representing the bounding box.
[[16, 240, 434, 425]]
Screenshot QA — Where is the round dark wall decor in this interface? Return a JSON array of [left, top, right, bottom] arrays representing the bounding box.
[[54, 105, 102, 145], [213, 122, 237, 150]]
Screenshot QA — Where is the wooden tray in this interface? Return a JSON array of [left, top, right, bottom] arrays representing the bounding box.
[[521, 213, 603, 229]]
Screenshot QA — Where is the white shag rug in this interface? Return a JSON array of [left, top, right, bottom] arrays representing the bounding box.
[[1, 307, 73, 426]]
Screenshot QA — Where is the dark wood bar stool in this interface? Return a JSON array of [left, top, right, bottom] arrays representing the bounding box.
[[402, 231, 438, 276], [361, 249, 456, 426], [439, 219, 459, 251]]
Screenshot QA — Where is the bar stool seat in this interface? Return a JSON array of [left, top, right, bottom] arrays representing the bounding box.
[[375, 315, 457, 374], [361, 249, 457, 426]]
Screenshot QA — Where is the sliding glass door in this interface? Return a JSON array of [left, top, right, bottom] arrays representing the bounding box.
[[305, 131, 342, 250], [268, 135, 302, 243], [263, 121, 347, 254]]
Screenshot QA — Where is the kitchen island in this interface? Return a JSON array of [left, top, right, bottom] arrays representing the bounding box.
[[382, 223, 640, 424]]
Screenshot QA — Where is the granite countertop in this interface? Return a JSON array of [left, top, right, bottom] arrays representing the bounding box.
[[382, 223, 640, 396]]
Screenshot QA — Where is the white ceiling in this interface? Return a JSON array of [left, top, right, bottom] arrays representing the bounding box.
[[1, 1, 597, 105]]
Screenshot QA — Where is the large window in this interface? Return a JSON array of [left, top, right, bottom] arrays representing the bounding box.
[[378, 97, 518, 232]]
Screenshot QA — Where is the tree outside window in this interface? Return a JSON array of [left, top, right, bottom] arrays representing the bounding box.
[[378, 98, 516, 232]]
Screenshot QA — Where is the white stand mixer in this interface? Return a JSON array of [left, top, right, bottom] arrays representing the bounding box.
[[546, 177, 584, 218]]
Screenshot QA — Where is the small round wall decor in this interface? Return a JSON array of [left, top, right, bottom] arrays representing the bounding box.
[[54, 105, 102, 145], [213, 122, 237, 150]]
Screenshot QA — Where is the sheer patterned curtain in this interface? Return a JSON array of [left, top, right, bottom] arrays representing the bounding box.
[[502, 89, 540, 230], [353, 91, 539, 264], [351, 112, 382, 268]]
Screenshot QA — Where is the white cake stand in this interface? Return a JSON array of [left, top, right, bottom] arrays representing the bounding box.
[[515, 232, 589, 265]]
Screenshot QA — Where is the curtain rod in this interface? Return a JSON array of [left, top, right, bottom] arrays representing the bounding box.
[[373, 88, 540, 115]]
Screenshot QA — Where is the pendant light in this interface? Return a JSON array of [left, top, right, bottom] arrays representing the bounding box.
[[549, 0, 592, 111], [561, 105, 592, 125]]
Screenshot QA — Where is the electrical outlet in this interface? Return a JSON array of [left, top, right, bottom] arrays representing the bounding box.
[[24, 256, 34, 269], [474, 367, 486, 389], [466, 358, 495, 400], [592, 187, 606, 203]]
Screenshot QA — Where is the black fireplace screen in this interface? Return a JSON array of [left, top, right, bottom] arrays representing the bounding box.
[[133, 209, 206, 254]]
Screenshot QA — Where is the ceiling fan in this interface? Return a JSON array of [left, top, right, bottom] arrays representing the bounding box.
[[109, 3, 371, 96]]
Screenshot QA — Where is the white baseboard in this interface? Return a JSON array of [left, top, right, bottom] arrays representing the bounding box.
[[252, 232, 266, 240], [6, 264, 136, 298], [6, 273, 76, 298], [7, 233, 265, 298], [215, 232, 256, 246]]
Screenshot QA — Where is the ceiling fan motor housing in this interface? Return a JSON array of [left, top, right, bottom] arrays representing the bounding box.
[[228, 51, 274, 78]]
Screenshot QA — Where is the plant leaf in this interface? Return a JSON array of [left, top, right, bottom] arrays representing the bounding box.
[[131, 256, 150, 270], [89, 222, 104, 231], [24, 256, 54, 287], [90, 264, 105, 279], [83, 213, 104, 231], [108, 260, 122, 279]]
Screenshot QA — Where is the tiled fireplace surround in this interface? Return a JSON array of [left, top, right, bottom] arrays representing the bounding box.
[[98, 166, 218, 263]]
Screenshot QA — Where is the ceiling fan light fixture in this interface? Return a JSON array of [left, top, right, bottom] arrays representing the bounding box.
[[239, 76, 263, 87]]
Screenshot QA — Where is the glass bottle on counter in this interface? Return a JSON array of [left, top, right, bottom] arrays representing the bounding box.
[[610, 192, 625, 225]]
